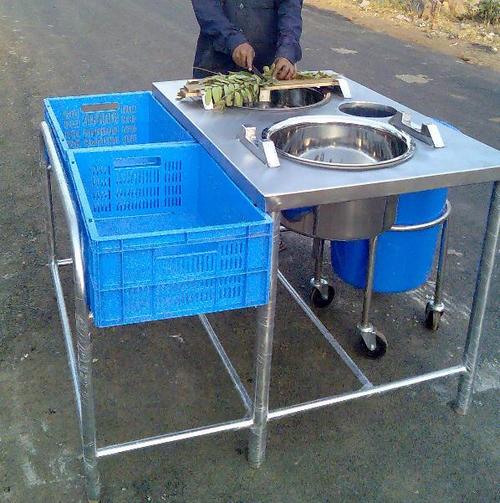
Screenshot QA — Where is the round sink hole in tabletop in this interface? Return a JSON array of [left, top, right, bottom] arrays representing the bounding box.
[[338, 101, 398, 118]]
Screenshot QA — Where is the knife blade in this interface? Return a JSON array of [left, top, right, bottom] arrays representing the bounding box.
[[251, 65, 264, 79]]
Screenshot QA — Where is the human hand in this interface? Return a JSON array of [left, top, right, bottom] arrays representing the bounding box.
[[232, 43, 255, 70], [273, 58, 296, 80]]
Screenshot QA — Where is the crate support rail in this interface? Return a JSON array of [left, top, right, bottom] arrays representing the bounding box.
[[41, 121, 498, 503]]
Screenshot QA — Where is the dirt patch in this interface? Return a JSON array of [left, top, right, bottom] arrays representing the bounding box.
[[306, 0, 500, 71]]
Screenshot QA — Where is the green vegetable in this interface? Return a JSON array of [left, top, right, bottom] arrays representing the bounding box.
[[234, 91, 244, 107], [204, 88, 213, 108], [194, 68, 333, 111]]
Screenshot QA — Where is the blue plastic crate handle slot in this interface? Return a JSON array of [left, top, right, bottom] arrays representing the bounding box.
[[81, 102, 119, 113], [113, 156, 162, 169]]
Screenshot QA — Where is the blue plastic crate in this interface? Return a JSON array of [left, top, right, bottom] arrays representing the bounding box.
[[67, 142, 272, 327], [44, 91, 192, 162]]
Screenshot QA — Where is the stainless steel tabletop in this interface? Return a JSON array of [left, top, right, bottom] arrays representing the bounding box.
[[153, 79, 500, 211]]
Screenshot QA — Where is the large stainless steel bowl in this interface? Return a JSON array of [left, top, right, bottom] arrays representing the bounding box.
[[265, 116, 415, 170], [281, 196, 398, 240], [243, 88, 331, 111]]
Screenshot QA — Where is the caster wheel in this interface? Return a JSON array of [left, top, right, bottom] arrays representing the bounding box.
[[359, 331, 387, 359], [310, 285, 335, 308], [425, 303, 443, 331]]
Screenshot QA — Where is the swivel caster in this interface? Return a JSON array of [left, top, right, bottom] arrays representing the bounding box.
[[357, 323, 387, 359], [425, 301, 444, 331], [310, 278, 335, 308]]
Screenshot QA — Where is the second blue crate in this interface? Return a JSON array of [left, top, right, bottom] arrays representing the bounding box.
[[68, 142, 272, 327]]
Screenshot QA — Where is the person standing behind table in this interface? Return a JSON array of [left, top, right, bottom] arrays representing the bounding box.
[[191, 0, 303, 80]]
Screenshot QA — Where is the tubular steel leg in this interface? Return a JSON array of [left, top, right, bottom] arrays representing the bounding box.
[[43, 162, 83, 421], [40, 134, 58, 264], [433, 218, 449, 306], [41, 124, 100, 501], [361, 236, 377, 327], [425, 217, 449, 330], [455, 181, 499, 415], [248, 211, 280, 468], [310, 238, 330, 299], [44, 167, 58, 262], [77, 308, 101, 502], [356, 236, 379, 350], [313, 238, 324, 281]]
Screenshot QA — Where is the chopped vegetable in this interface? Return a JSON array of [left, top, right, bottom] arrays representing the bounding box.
[[184, 68, 334, 111]]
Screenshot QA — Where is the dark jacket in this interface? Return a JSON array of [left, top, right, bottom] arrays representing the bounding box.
[[192, 0, 303, 78]]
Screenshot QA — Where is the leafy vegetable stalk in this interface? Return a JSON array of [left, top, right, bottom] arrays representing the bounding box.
[[200, 65, 332, 111]]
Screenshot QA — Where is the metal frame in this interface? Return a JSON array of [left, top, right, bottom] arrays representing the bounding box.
[[41, 121, 498, 503]]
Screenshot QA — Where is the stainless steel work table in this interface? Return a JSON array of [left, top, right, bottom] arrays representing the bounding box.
[[153, 77, 500, 470], [153, 80, 500, 210], [40, 76, 499, 502]]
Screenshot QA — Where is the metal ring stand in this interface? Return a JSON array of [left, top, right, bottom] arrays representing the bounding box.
[[309, 201, 452, 356], [41, 122, 498, 503]]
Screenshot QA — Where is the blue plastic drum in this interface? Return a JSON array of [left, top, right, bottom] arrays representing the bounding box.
[[331, 189, 448, 293]]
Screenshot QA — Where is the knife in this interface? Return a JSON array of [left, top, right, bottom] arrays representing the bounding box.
[[251, 65, 264, 79]]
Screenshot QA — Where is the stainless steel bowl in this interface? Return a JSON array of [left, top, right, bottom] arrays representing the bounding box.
[[243, 88, 331, 111], [265, 115, 415, 170], [281, 196, 398, 240], [339, 101, 397, 118]]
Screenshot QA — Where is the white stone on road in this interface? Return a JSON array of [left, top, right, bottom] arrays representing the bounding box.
[[474, 358, 500, 393], [395, 74, 432, 84], [331, 47, 358, 55]]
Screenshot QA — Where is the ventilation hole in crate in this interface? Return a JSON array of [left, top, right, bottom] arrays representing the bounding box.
[[190, 253, 215, 275], [219, 241, 245, 271], [121, 104, 137, 116], [63, 109, 79, 121], [65, 128, 81, 148], [165, 160, 182, 207], [82, 122, 120, 148], [161, 253, 216, 277], [186, 280, 213, 303], [218, 276, 244, 299], [192, 280, 217, 303], [159, 279, 217, 307], [122, 124, 138, 144], [63, 118, 79, 130], [91, 164, 112, 213], [115, 166, 162, 212], [82, 110, 119, 128]]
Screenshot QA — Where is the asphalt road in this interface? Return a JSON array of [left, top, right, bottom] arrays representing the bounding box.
[[0, 1, 498, 502]]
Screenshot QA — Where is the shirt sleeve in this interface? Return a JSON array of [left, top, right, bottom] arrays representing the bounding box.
[[275, 0, 303, 64], [191, 0, 248, 56]]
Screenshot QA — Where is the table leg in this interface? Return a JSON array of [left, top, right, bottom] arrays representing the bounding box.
[[41, 124, 101, 501], [433, 217, 449, 308], [76, 305, 101, 502], [356, 236, 387, 357], [42, 165, 57, 264], [360, 236, 378, 331], [248, 211, 280, 468], [455, 181, 499, 415]]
